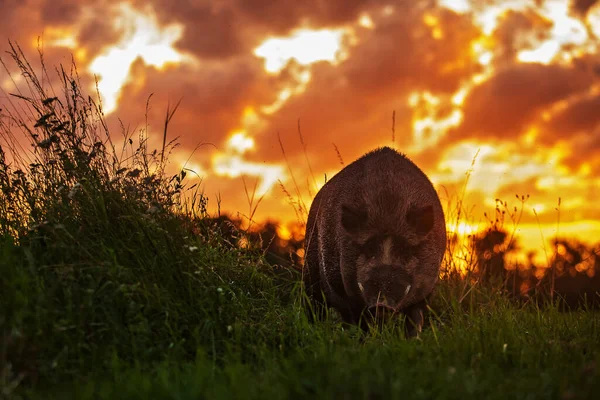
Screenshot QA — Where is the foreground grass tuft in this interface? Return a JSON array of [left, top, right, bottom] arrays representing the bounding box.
[[1, 43, 599, 399]]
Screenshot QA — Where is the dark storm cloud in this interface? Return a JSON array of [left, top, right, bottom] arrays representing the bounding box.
[[449, 63, 597, 142]]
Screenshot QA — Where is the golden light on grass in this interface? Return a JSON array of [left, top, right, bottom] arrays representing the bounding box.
[[89, 3, 191, 115]]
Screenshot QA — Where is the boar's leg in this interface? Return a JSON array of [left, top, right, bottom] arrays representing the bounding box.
[[302, 286, 355, 324], [403, 300, 427, 338], [302, 231, 327, 321], [302, 275, 327, 322]]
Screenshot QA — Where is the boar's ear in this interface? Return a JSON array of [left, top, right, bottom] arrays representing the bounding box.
[[406, 204, 434, 236], [341, 204, 368, 234]]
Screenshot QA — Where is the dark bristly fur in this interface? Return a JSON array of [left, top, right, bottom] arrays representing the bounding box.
[[303, 147, 447, 336]]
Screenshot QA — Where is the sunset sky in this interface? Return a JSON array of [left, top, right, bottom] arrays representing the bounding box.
[[1, 0, 600, 263]]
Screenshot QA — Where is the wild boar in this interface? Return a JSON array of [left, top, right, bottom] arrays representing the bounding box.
[[303, 146, 446, 337]]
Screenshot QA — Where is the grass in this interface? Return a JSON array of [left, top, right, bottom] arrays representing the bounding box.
[[27, 306, 600, 400], [1, 43, 599, 399]]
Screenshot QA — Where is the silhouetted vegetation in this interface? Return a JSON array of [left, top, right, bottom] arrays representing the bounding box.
[[468, 225, 600, 309]]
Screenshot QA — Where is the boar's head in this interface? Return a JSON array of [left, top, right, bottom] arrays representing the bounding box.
[[340, 201, 439, 318]]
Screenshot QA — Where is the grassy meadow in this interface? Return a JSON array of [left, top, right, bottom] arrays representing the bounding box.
[[1, 44, 599, 399]]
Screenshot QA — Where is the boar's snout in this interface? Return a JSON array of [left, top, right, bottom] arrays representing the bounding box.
[[357, 264, 413, 311]]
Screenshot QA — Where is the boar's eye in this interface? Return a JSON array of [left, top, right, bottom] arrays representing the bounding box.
[[341, 204, 368, 234], [360, 237, 379, 259], [406, 204, 434, 236]]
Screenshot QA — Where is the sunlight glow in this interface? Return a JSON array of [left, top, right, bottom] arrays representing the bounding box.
[[358, 14, 375, 29], [432, 142, 542, 195], [38, 27, 78, 48], [276, 225, 293, 241], [407, 91, 463, 152], [212, 153, 285, 196], [254, 28, 347, 74], [212, 129, 286, 196], [474, 1, 527, 35], [242, 107, 260, 128], [522, 126, 538, 146], [517, 41, 560, 64], [447, 0, 591, 69], [423, 13, 444, 40], [412, 111, 463, 152], [447, 221, 478, 235], [451, 87, 469, 106], [470, 30, 494, 66], [579, 163, 592, 176], [178, 159, 207, 179], [261, 69, 311, 115], [589, 4, 600, 38], [516, 1, 588, 64], [89, 3, 191, 115], [254, 28, 348, 115], [439, 0, 471, 14], [531, 203, 547, 213], [227, 131, 255, 154]]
